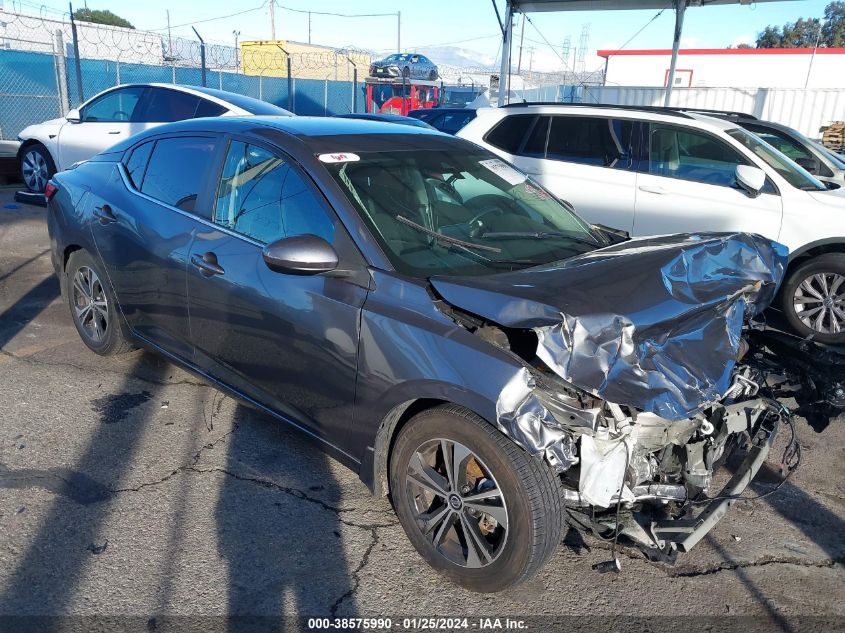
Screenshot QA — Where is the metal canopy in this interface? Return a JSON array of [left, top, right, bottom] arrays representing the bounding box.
[[496, 0, 792, 106]]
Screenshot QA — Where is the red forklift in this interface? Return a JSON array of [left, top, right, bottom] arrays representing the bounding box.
[[365, 76, 440, 116]]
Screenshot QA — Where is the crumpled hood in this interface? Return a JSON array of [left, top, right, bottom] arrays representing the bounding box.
[[431, 232, 788, 420]]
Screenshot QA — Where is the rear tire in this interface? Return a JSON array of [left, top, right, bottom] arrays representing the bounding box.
[[66, 250, 134, 356], [780, 253, 845, 345], [389, 404, 563, 592], [19, 143, 55, 193]]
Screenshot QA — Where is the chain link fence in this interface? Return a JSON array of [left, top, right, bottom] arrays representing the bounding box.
[[0, 7, 595, 140]]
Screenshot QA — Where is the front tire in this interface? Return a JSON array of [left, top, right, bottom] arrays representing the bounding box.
[[20, 144, 56, 193], [781, 253, 845, 344], [66, 250, 133, 355], [389, 405, 563, 592]]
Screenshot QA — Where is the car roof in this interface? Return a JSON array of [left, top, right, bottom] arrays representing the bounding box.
[[84, 83, 292, 116], [479, 103, 741, 134], [104, 115, 464, 155]]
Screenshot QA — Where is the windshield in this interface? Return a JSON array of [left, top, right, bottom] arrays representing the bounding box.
[[322, 150, 602, 277], [726, 128, 827, 191], [385, 54, 410, 62]]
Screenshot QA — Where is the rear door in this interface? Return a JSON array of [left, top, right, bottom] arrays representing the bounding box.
[[58, 86, 147, 170], [89, 134, 221, 358], [632, 123, 783, 240], [494, 114, 638, 232]]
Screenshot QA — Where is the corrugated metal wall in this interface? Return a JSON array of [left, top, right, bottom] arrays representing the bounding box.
[[580, 86, 845, 138]]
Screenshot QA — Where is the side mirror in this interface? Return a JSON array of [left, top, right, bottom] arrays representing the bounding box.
[[65, 108, 81, 123], [262, 234, 338, 275], [735, 164, 766, 197]]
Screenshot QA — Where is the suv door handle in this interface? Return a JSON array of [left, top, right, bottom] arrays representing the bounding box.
[[638, 185, 668, 195], [93, 204, 117, 225], [191, 252, 225, 277]]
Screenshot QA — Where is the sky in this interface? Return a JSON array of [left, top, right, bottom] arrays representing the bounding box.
[[8, 0, 831, 72]]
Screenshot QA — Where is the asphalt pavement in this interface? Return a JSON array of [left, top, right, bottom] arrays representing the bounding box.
[[0, 189, 843, 631]]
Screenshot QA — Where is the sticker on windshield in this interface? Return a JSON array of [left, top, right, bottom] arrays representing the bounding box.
[[478, 158, 526, 186], [318, 152, 360, 163]]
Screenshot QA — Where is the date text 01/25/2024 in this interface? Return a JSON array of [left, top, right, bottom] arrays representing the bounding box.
[[307, 617, 528, 630]]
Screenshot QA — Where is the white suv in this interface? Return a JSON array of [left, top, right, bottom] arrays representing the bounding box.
[[459, 104, 845, 344]]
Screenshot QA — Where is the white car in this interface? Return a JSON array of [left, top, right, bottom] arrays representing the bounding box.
[[17, 83, 292, 193], [459, 104, 845, 344]]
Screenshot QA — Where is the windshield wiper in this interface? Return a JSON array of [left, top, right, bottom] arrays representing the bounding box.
[[396, 215, 502, 253], [479, 231, 601, 247]]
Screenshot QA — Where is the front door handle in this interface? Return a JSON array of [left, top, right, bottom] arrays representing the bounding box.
[[191, 252, 225, 277], [108, 130, 122, 135], [93, 204, 117, 225], [638, 185, 668, 195]]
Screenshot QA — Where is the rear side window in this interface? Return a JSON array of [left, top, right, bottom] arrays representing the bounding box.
[[522, 116, 550, 157], [124, 141, 153, 188], [439, 111, 475, 134], [546, 116, 633, 168], [195, 98, 228, 118], [141, 137, 217, 215], [484, 115, 535, 154]]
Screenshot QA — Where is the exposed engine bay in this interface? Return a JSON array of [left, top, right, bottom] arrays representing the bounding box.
[[430, 233, 809, 563]]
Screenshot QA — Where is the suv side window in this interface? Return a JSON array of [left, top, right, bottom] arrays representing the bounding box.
[[546, 116, 633, 169], [123, 141, 154, 188], [140, 137, 218, 215], [646, 124, 751, 188], [82, 86, 145, 122], [485, 115, 536, 154], [213, 141, 335, 245]]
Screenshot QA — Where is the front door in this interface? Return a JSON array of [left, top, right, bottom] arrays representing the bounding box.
[[186, 139, 367, 441], [632, 123, 783, 240], [58, 86, 149, 170]]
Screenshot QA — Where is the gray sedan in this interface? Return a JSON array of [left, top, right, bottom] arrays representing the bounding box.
[[369, 53, 438, 80]]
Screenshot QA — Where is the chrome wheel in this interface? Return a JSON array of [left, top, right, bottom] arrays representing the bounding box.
[[405, 438, 508, 569], [22, 149, 50, 192], [71, 266, 109, 343], [793, 272, 845, 334]]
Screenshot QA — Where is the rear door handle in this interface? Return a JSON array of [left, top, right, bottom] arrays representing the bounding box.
[[93, 204, 117, 225], [191, 252, 225, 277], [638, 185, 668, 195], [108, 131, 122, 135]]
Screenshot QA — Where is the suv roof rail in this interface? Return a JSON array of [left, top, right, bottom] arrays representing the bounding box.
[[498, 101, 693, 118], [667, 107, 757, 120]]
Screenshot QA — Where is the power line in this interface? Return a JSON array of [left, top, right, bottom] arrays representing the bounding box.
[[275, 2, 397, 19], [149, 2, 269, 32]]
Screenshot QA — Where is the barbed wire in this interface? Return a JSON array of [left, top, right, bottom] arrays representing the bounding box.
[[0, 7, 601, 87]]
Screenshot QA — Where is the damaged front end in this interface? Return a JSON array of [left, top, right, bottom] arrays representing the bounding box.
[[432, 232, 800, 561]]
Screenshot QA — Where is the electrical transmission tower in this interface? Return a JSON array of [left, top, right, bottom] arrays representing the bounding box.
[[576, 23, 590, 74]]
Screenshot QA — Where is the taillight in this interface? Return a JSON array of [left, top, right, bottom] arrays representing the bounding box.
[[44, 182, 58, 201]]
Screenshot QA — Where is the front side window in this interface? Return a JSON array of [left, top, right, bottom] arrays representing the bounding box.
[[82, 87, 145, 122], [214, 141, 335, 245], [647, 124, 749, 187], [323, 148, 602, 278], [546, 116, 632, 169], [140, 137, 217, 214], [727, 127, 826, 191]]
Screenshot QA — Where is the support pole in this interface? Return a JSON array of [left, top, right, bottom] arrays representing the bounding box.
[[270, 1, 276, 40], [192, 27, 207, 87], [397, 11, 401, 52], [287, 56, 293, 111], [663, 0, 686, 107], [53, 29, 69, 115], [352, 67, 358, 112], [497, 1, 514, 107], [69, 2, 84, 103]]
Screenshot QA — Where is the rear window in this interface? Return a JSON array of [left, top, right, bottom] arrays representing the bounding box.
[[140, 137, 218, 215], [484, 115, 535, 154]]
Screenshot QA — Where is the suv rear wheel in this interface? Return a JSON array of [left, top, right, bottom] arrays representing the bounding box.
[[389, 405, 563, 592], [781, 253, 845, 344]]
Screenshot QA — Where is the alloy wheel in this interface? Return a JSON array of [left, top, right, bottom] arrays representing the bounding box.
[[405, 438, 508, 569], [72, 266, 109, 343], [793, 272, 845, 334], [22, 150, 49, 192]]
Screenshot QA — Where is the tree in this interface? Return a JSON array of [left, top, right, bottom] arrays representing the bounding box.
[[73, 8, 134, 29], [756, 2, 845, 48]]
